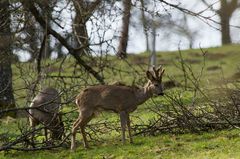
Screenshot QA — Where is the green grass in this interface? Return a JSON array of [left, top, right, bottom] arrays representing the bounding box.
[[1, 44, 240, 158], [2, 129, 240, 159]]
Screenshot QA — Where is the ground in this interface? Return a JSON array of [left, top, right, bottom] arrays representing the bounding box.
[[0, 44, 240, 158], [2, 129, 240, 159]]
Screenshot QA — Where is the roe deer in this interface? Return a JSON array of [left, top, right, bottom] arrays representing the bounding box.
[[29, 87, 64, 144], [71, 66, 165, 150]]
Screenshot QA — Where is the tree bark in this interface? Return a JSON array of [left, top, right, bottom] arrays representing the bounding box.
[[24, 13, 39, 61], [0, 0, 16, 117], [149, 20, 156, 67], [73, 1, 90, 56], [72, 0, 101, 56], [140, 0, 150, 52], [220, 13, 231, 44], [117, 0, 132, 59], [218, 0, 238, 45]]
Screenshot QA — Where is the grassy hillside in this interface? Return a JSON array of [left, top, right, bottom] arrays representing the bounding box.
[[1, 44, 240, 158], [2, 129, 240, 159]]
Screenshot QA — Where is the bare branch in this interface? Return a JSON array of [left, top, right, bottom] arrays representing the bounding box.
[[157, 0, 240, 30], [21, 1, 105, 84], [201, 0, 219, 13]]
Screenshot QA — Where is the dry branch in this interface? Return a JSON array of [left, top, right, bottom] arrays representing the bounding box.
[[21, 1, 104, 84]]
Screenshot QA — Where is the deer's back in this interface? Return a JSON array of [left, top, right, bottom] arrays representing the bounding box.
[[29, 87, 61, 124], [76, 85, 138, 112]]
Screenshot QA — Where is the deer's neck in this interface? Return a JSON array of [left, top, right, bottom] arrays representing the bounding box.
[[135, 81, 153, 105]]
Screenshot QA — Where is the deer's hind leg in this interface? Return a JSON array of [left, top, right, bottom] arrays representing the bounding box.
[[71, 117, 80, 150], [29, 117, 37, 148], [71, 110, 94, 150], [120, 111, 127, 144]]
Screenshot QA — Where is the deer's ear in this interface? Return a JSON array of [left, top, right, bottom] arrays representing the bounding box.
[[157, 65, 162, 71], [156, 65, 162, 77], [161, 69, 165, 76], [146, 71, 155, 81]]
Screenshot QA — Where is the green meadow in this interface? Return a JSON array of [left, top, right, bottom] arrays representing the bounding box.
[[1, 44, 240, 158]]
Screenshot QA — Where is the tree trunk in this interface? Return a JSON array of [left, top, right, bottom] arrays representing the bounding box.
[[220, 15, 231, 44], [218, 0, 238, 45], [202, 0, 239, 45], [42, 8, 53, 59], [0, 0, 16, 117], [149, 21, 156, 67], [140, 0, 150, 52], [117, 0, 132, 59], [72, 0, 101, 56], [25, 14, 39, 61], [73, 2, 90, 56]]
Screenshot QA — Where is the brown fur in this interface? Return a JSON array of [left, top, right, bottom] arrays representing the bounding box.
[[71, 66, 165, 150], [29, 87, 64, 145]]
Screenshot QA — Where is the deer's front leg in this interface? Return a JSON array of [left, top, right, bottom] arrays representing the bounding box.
[[120, 111, 127, 144], [29, 118, 36, 148], [44, 127, 48, 142], [126, 113, 133, 143]]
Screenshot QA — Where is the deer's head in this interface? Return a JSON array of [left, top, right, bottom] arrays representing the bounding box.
[[146, 66, 165, 96]]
